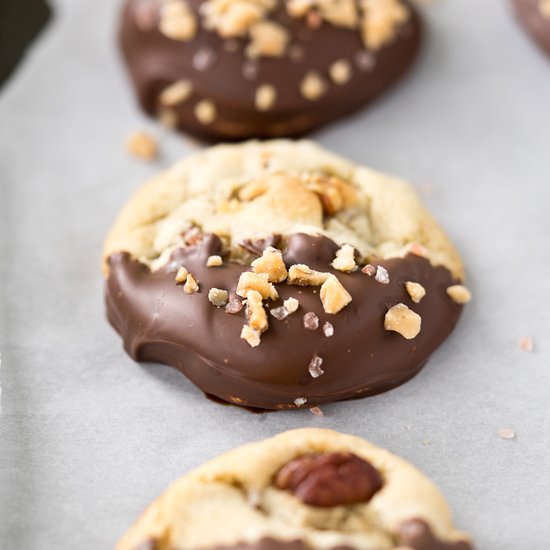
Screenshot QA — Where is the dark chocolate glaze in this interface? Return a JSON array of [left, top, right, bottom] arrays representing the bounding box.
[[118, 0, 422, 141], [106, 233, 462, 410], [512, 0, 550, 57], [164, 520, 472, 550]]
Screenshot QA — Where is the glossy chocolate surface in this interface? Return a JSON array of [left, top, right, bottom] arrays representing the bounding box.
[[118, 0, 422, 140], [512, 0, 550, 57], [106, 234, 462, 409]]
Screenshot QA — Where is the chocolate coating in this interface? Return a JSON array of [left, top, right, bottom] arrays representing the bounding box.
[[106, 233, 462, 409], [205, 521, 473, 550], [118, 0, 422, 141], [512, 0, 550, 57], [274, 452, 383, 507]]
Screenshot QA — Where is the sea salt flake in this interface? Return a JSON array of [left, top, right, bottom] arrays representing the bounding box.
[[294, 397, 307, 406], [308, 355, 324, 378], [303, 311, 319, 330], [375, 265, 390, 284], [322, 322, 334, 337]]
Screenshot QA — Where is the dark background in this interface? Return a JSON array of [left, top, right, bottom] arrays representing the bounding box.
[[0, 0, 51, 89]]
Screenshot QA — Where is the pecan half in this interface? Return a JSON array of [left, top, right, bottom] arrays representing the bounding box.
[[274, 452, 382, 507]]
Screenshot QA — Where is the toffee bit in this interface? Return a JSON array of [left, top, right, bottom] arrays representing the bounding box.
[[126, 131, 158, 161], [375, 265, 390, 284], [519, 337, 534, 352], [446, 284, 472, 304], [309, 406, 324, 417], [303, 311, 319, 330], [498, 428, 516, 440], [294, 397, 307, 407], [175, 266, 189, 284], [408, 242, 428, 257], [208, 288, 229, 307], [361, 263, 376, 276], [322, 321, 334, 337], [183, 273, 199, 294], [206, 254, 223, 267], [225, 297, 244, 314], [283, 297, 299, 313], [405, 281, 426, 303], [384, 303, 421, 339], [308, 355, 324, 378], [241, 325, 261, 348], [320, 274, 352, 314]]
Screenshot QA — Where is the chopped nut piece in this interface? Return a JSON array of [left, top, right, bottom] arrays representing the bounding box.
[[183, 273, 200, 294], [498, 428, 516, 440], [405, 281, 426, 303], [159, 0, 197, 41], [237, 271, 278, 300], [241, 325, 261, 347], [245, 289, 269, 331], [519, 337, 534, 352], [384, 303, 421, 339], [208, 288, 229, 307], [248, 21, 289, 57], [288, 264, 331, 286], [308, 355, 324, 378], [270, 306, 289, 320], [541, 0, 550, 19], [206, 255, 223, 267], [283, 297, 299, 313], [126, 131, 158, 161], [159, 79, 193, 107], [374, 265, 390, 284], [251, 246, 288, 283], [329, 59, 352, 84], [322, 321, 334, 337], [202, 0, 268, 38], [300, 71, 327, 100], [361, 263, 376, 276], [255, 84, 277, 111], [360, 0, 408, 50], [294, 397, 307, 406], [320, 274, 352, 314], [175, 266, 189, 284], [309, 406, 324, 417], [331, 244, 357, 272], [303, 311, 320, 330], [446, 285, 472, 304], [225, 297, 244, 314], [194, 100, 217, 125], [302, 172, 358, 215]]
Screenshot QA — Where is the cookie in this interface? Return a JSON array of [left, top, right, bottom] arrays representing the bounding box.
[[512, 0, 550, 57], [118, 0, 422, 141], [115, 428, 473, 550], [104, 140, 470, 410]]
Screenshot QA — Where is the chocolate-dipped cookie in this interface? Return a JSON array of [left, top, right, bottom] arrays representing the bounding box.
[[512, 0, 550, 57], [103, 140, 471, 410], [119, 0, 422, 141], [115, 428, 473, 550]]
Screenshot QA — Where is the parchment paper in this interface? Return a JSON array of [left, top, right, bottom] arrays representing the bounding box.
[[1, 0, 549, 548]]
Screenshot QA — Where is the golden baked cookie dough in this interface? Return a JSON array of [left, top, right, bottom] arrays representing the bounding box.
[[116, 429, 473, 550]]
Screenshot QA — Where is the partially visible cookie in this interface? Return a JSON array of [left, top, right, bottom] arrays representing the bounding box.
[[103, 140, 470, 410], [118, 0, 422, 140], [115, 429, 473, 550], [512, 0, 550, 57]]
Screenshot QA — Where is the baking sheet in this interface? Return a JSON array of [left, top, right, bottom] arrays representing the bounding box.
[[1, 0, 549, 548]]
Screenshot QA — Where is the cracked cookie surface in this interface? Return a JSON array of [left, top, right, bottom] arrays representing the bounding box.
[[104, 140, 469, 409], [115, 429, 473, 550]]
